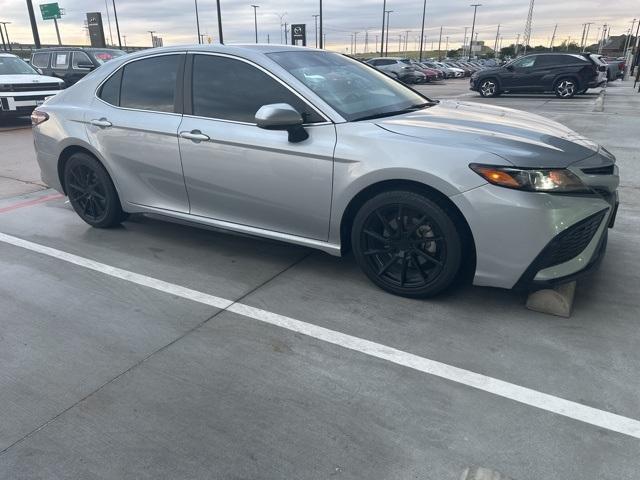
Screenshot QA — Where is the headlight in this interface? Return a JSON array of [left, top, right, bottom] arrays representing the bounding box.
[[469, 164, 590, 193]]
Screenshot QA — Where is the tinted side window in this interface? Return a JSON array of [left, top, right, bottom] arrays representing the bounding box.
[[32, 52, 50, 68], [53, 52, 70, 69], [72, 51, 93, 69], [512, 56, 536, 68], [120, 55, 180, 113], [99, 69, 123, 106], [191, 55, 323, 124]]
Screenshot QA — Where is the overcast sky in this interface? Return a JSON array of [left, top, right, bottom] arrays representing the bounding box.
[[0, 0, 637, 52]]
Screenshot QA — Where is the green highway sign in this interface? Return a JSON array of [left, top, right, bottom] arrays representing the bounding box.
[[40, 3, 61, 20]]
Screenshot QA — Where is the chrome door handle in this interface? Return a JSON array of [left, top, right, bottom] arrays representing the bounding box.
[[90, 118, 112, 128], [179, 130, 210, 142]]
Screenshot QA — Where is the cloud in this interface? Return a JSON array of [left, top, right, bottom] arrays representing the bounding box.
[[0, 0, 636, 51]]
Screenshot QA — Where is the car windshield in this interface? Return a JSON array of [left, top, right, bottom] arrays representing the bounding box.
[[0, 56, 38, 75], [268, 51, 432, 122], [90, 49, 127, 65]]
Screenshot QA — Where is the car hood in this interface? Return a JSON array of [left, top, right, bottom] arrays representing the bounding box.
[[375, 100, 601, 168], [0, 74, 63, 85]]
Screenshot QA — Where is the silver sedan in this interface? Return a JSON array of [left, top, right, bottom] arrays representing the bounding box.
[[31, 45, 619, 297]]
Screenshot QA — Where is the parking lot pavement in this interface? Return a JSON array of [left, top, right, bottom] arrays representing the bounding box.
[[1, 80, 640, 480], [0, 119, 46, 199]]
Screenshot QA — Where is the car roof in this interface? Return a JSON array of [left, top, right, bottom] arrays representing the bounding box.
[[0, 53, 18, 58], [33, 47, 124, 52]]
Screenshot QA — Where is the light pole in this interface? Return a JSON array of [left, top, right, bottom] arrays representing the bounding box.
[[381, 0, 387, 57], [123, 35, 127, 50], [25, 1, 40, 48], [468, 4, 481, 61], [148, 30, 156, 47], [0, 26, 6, 51], [251, 5, 259, 43], [312, 14, 319, 48], [0, 22, 11, 52], [112, 0, 122, 49], [216, 0, 224, 44], [195, 0, 201, 43], [418, 0, 427, 61], [319, 0, 323, 49], [385, 10, 393, 56]]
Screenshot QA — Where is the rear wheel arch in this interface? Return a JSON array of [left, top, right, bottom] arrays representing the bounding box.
[[58, 145, 113, 195], [339, 180, 476, 276], [553, 74, 580, 90]]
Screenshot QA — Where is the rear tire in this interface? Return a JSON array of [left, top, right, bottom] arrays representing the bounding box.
[[478, 78, 500, 97], [554, 77, 577, 98], [351, 190, 462, 298], [64, 152, 127, 228]]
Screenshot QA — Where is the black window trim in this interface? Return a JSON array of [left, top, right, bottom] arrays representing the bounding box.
[[31, 52, 51, 69], [182, 51, 332, 126], [94, 52, 186, 116]]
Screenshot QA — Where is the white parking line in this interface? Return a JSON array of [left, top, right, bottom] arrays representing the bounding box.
[[2, 230, 640, 440]]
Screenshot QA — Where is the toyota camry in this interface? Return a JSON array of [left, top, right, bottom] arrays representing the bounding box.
[[31, 45, 619, 297]]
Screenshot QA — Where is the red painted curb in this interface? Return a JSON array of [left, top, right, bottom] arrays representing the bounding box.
[[0, 194, 64, 214]]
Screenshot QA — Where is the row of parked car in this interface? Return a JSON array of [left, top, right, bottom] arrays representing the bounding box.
[[0, 47, 125, 119], [365, 57, 490, 84]]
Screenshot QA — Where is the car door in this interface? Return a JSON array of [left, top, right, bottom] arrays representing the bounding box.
[[85, 53, 190, 213], [509, 55, 537, 90], [69, 51, 94, 85], [50, 51, 72, 85], [178, 53, 336, 241], [31, 52, 51, 75]]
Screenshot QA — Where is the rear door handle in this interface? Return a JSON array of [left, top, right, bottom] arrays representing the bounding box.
[[90, 118, 112, 128], [179, 130, 210, 142]]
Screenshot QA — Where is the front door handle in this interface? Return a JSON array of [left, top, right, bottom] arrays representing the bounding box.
[[90, 118, 112, 128], [179, 130, 210, 142]]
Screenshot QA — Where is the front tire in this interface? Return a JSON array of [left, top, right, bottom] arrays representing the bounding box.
[[478, 78, 500, 97], [64, 152, 127, 228], [351, 191, 462, 298], [554, 78, 577, 98]]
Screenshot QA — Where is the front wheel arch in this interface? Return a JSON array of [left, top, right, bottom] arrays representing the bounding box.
[[339, 179, 476, 282]]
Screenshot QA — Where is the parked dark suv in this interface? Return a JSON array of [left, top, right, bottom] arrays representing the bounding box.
[[30, 47, 127, 87], [469, 53, 607, 99]]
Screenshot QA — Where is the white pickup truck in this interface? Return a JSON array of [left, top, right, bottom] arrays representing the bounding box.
[[0, 53, 64, 118]]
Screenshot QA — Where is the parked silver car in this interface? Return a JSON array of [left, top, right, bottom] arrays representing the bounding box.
[[32, 45, 619, 297]]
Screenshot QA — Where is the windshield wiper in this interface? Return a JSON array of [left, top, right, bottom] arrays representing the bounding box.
[[352, 102, 437, 122]]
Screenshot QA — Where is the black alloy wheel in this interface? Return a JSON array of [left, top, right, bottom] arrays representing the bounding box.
[[479, 78, 499, 97], [554, 78, 577, 98], [352, 191, 462, 298], [64, 152, 128, 228]]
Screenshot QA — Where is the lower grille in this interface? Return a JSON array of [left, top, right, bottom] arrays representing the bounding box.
[[3, 83, 61, 92], [538, 210, 607, 269]]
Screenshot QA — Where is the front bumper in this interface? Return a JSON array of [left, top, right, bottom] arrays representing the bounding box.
[[0, 91, 61, 113], [452, 183, 618, 290]]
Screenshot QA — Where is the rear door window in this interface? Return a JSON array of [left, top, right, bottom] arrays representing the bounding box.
[[119, 54, 180, 113], [72, 51, 93, 69], [31, 52, 50, 69]]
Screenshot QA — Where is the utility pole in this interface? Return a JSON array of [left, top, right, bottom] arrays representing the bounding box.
[[354, 31, 358, 54], [385, 10, 393, 56], [515, 33, 520, 55], [319, 0, 323, 49], [437, 25, 443, 60], [381, 0, 387, 57], [404, 30, 410, 52], [549, 23, 557, 50], [583, 22, 593, 52], [462, 26, 469, 57], [468, 4, 481, 61], [195, 0, 201, 43], [284, 22, 288, 44], [104, 0, 114, 45], [216, 0, 224, 44], [364, 30, 369, 53], [251, 5, 259, 44], [123, 35, 127, 50], [0, 26, 6, 52], [26, 1, 41, 49], [350, 34, 353, 54], [112, 0, 122, 49], [419, 0, 427, 61], [579, 23, 586, 51], [522, 0, 535, 55], [267, 33, 270, 43], [312, 14, 319, 48], [493, 23, 500, 57], [566, 36, 571, 51], [445, 35, 449, 55], [398, 34, 402, 53], [148, 30, 156, 47], [0, 22, 11, 51]]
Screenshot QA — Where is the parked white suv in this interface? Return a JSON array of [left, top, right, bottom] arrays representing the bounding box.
[[0, 53, 64, 118]]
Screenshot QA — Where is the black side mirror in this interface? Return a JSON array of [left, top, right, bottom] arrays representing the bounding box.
[[506, 64, 514, 71], [255, 103, 309, 143]]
